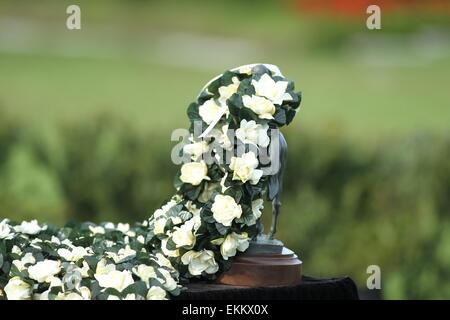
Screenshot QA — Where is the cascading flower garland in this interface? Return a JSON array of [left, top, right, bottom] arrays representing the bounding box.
[[0, 64, 301, 300]]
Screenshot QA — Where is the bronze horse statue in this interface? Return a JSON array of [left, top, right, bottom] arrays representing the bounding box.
[[267, 131, 288, 240]]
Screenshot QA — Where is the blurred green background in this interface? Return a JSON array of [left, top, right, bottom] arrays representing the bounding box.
[[0, 0, 449, 299]]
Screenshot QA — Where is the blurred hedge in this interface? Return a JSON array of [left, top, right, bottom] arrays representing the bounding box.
[[0, 109, 449, 299]]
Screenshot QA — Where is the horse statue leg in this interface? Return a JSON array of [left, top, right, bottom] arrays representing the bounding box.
[[268, 132, 288, 240], [269, 196, 281, 240]]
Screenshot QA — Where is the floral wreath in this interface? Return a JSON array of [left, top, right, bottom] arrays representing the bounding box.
[[0, 64, 301, 300]]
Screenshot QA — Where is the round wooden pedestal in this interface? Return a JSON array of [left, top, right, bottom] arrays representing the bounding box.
[[216, 248, 302, 287]]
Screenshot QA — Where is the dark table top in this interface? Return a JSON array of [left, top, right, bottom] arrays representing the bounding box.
[[174, 275, 359, 300]]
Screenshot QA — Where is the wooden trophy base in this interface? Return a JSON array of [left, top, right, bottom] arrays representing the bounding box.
[[217, 247, 302, 287]]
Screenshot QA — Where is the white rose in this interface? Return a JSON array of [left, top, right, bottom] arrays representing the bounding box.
[[153, 217, 167, 235], [137, 235, 145, 244], [251, 73, 290, 105], [220, 232, 250, 260], [180, 162, 210, 186], [30, 238, 43, 249], [171, 222, 195, 248], [4, 277, 32, 300], [61, 239, 73, 247], [106, 245, 136, 263], [146, 286, 167, 300], [95, 270, 134, 292], [199, 99, 224, 124], [218, 77, 240, 104], [79, 286, 91, 300], [158, 268, 178, 291], [20, 252, 36, 265], [102, 241, 114, 248], [35, 276, 64, 299], [48, 276, 62, 288], [28, 260, 61, 283], [133, 264, 156, 285], [54, 288, 90, 300], [153, 209, 164, 219], [117, 223, 130, 234], [186, 214, 202, 233], [238, 66, 252, 75], [153, 199, 178, 219], [185, 201, 199, 214], [155, 253, 175, 270], [171, 216, 183, 225], [13, 220, 45, 235], [57, 246, 92, 262], [211, 195, 242, 227], [230, 152, 263, 185], [34, 289, 50, 300], [0, 219, 12, 239], [236, 119, 270, 148], [80, 261, 90, 278], [181, 250, 219, 276], [104, 222, 115, 229], [183, 140, 209, 161], [242, 95, 276, 120], [12, 260, 25, 272], [12, 252, 36, 271], [95, 258, 116, 275], [247, 199, 264, 226], [211, 124, 233, 150], [11, 245, 22, 255], [50, 236, 61, 244], [162, 199, 178, 212], [89, 225, 105, 235], [198, 182, 220, 203], [55, 292, 84, 300], [161, 238, 180, 258]]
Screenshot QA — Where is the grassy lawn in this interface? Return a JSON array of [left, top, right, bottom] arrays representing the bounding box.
[[0, 0, 449, 142], [1, 51, 449, 141]]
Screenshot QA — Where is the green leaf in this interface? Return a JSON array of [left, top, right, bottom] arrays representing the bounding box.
[[173, 169, 183, 189], [286, 108, 297, 125], [237, 78, 255, 96], [203, 213, 216, 224], [170, 286, 182, 296], [122, 280, 148, 298], [220, 70, 236, 86], [8, 263, 26, 279], [240, 107, 259, 122], [50, 286, 63, 295], [224, 187, 243, 202], [90, 280, 102, 298], [84, 256, 100, 270], [198, 90, 214, 104], [207, 79, 221, 96], [165, 237, 177, 251], [274, 108, 286, 126], [227, 94, 242, 118], [187, 103, 202, 123], [215, 223, 228, 235], [101, 287, 123, 300]]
